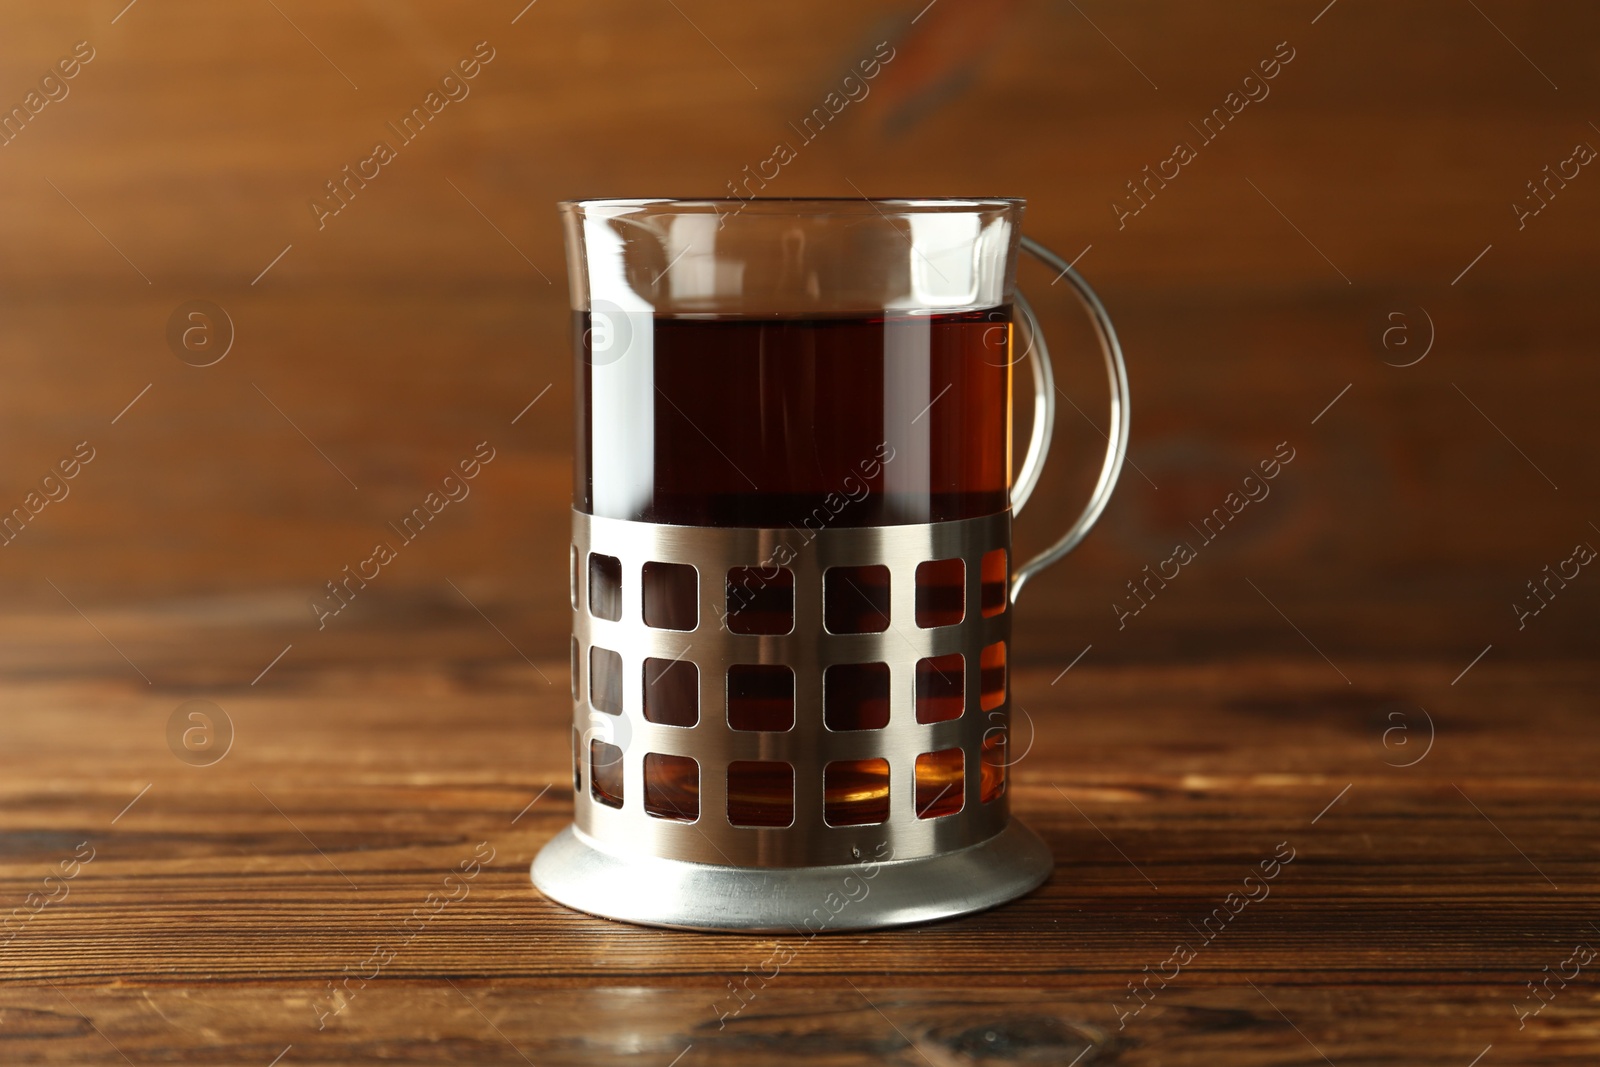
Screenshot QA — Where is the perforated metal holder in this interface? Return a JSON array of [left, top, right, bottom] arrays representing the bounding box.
[[532, 508, 1051, 931]]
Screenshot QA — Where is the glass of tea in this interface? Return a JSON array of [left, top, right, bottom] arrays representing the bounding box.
[[534, 197, 1129, 932]]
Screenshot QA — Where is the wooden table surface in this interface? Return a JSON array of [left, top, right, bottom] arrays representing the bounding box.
[[4, 0, 1600, 1063], [2, 614, 1596, 1065]]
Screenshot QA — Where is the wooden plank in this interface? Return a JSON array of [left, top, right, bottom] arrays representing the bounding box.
[[0, 1, 1596, 289]]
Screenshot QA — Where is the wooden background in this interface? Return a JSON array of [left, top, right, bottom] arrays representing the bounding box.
[[1, 1, 1597, 1063]]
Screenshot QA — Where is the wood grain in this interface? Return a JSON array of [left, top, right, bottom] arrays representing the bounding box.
[[0, 0, 1597, 660], [2, 615, 1597, 1062]]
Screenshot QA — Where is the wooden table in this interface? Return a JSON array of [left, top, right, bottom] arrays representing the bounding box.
[[2, 606, 1593, 1065]]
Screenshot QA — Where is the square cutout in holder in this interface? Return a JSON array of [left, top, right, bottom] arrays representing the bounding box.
[[915, 558, 965, 628], [727, 760, 795, 827], [569, 545, 579, 610], [980, 642, 1007, 712], [571, 726, 581, 792], [643, 561, 698, 631], [727, 664, 795, 731], [915, 653, 965, 723], [725, 567, 795, 635], [824, 565, 891, 634], [644, 656, 699, 726], [824, 662, 890, 731], [643, 752, 699, 821], [824, 758, 890, 826], [589, 552, 622, 621], [915, 748, 965, 819], [589, 646, 622, 715], [590, 739, 624, 808], [981, 722, 1007, 803]]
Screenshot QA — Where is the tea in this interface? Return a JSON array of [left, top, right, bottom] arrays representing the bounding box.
[[575, 308, 1014, 527]]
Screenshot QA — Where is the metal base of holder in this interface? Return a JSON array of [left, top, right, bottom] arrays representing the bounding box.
[[531, 819, 1053, 933]]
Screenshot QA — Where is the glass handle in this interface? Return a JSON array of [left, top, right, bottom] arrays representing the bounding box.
[[1007, 236, 1132, 604]]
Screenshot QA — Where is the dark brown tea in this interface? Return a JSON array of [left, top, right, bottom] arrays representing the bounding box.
[[577, 308, 1015, 827], [575, 308, 1014, 527]]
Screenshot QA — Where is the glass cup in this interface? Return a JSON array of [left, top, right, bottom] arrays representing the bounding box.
[[534, 197, 1129, 931]]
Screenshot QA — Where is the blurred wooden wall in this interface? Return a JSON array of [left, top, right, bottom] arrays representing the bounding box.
[[1, 0, 1596, 667]]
